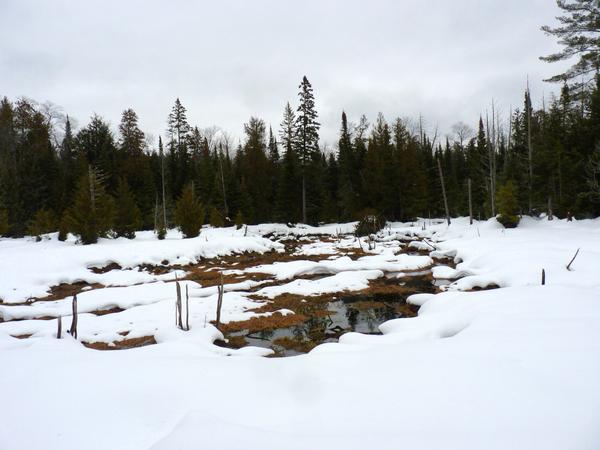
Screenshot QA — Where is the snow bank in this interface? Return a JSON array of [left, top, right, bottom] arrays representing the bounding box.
[[0, 227, 282, 303]]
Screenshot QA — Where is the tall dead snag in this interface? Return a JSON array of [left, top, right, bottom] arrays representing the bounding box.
[[468, 178, 473, 225], [437, 158, 451, 226], [185, 285, 190, 331], [56, 316, 62, 339], [215, 274, 224, 331], [566, 248, 580, 271], [548, 197, 554, 220], [541, 269, 546, 285], [175, 278, 183, 329], [69, 295, 78, 339]]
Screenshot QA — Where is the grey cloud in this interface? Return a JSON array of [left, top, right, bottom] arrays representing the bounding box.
[[0, 0, 571, 146]]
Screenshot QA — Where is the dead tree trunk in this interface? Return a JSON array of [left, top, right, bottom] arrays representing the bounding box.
[[302, 174, 307, 224], [69, 295, 78, 339], [468, 178, 473, 225], [215, 274, 224, 331], [185, 285, 190, 331], [548, 197, 553, 220], [437, 158, 451, 226], [175, 279, 183, 329], [57, 316, 62, 339]]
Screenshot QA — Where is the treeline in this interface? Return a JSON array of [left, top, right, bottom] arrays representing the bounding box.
[[1, 75, 600, 243]]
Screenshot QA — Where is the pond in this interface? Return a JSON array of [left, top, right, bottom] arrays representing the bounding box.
[[217, 271, 438, 357]]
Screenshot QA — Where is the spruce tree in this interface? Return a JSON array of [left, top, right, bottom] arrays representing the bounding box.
[[337, 111, 356, 220], [295, 76, 320, 223], [114, 178, 142, 239], [209, 205, 224, 227], [27, 209, 56, 241], [67, 168, 115, 244], [174, 183, 204, 238]]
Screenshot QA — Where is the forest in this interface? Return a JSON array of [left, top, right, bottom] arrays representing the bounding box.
[[1, 73, 600, 242]]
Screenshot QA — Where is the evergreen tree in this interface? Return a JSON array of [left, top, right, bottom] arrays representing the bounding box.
[[174, 183, 204, 238], [276, 103, 301, 222], [496, 180, 520, 228], [27, 208, 56, 241], [67, 168, 115, 244], [0, 202, 8, 236], [167, 98, 191, 198], [541, 0, 600, 89], [295, 76, 320, 223], [337, 111, 356, 220], [114, 178, 142, 239], [209, 205, 224, 227]]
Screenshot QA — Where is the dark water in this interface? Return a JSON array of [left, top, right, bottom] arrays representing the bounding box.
[[219, 272, 437, 357]]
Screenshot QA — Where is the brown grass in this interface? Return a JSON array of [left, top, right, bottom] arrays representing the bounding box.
[[218, 311, 307, 333], [90, 306, 125, 316], [82, 335, 156, 350]]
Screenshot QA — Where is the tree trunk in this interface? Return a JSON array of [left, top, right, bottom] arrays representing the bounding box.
[[69, 295, 78, 339], [437, 158, 451, 226], [302, 174, 307, 224], [468, 178, 473, 225]]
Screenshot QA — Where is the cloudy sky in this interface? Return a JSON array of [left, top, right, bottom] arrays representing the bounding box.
[[1, 0, 570, 147]]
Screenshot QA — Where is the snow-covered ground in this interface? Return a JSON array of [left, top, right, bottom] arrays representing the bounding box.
[[1, 217, 600, 450]]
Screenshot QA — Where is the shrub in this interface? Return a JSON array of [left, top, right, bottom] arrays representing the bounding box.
[[354, 209, 384, 237]]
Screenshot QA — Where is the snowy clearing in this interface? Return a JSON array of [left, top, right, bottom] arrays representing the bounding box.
[[1, 217, 600, 450]]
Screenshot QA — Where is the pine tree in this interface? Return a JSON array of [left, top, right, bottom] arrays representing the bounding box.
[[27, 209, 56, 241], [541, 0, 600, 89], [337, 111, 356, 220], [114, 178, 142, 239], [209, 205, 224, 227], [174, 183, 204, 238], [67, 168, 115, 244], [167, 99, 191, 198], [295, 76, 320, 223]]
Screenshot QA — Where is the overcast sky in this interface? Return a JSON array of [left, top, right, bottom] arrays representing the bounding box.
[[1, 0, 570, 147]]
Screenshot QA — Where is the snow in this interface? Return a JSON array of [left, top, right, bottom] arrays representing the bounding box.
[[1, 217, 600, 450], [0, 227, 282, 303]]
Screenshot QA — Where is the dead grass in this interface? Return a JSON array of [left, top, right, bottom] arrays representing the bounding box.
[[218, 311, 307, 333], [82, 335, 156, 350], [90, 306, 125, 316]]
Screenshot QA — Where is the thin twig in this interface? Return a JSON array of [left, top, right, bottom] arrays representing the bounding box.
[[566, 248, 580, 271]]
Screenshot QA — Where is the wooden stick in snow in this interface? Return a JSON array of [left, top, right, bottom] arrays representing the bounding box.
[[566, 248, 580, 271], [57, 316, 62, 339], [541, 269, 546, 285], [175, 278, 183, 329], [185, 284, 190, 331], [69, 295, 78, 339], [215, 274, 224, 331]]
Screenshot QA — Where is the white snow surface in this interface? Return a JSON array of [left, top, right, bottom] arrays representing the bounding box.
[[0, 227, 282, 303], [1, 217, 600, 450]]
